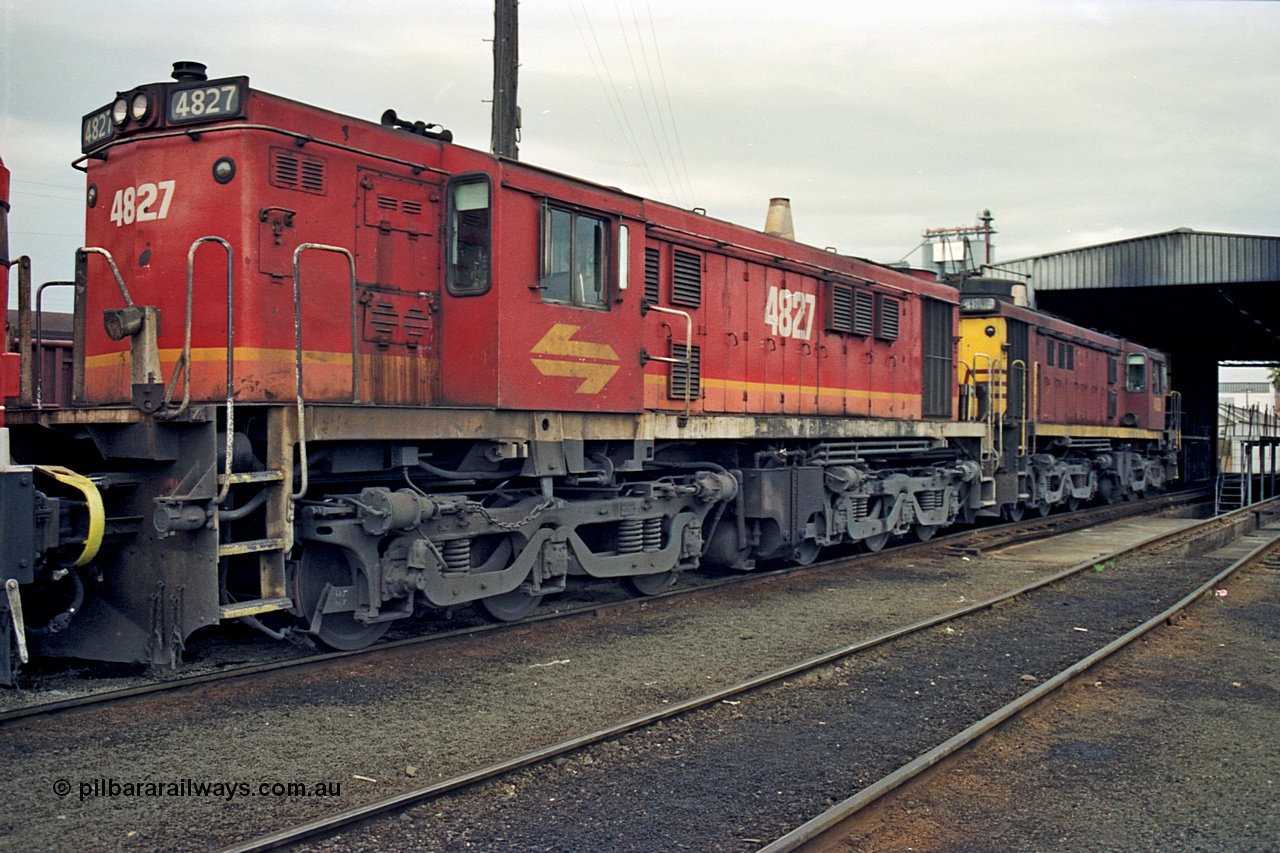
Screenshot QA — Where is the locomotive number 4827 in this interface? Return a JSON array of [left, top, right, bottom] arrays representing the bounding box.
[[764, 284, 817, 340], [109, 180, 176, 227], [167, 84, 242, 123]]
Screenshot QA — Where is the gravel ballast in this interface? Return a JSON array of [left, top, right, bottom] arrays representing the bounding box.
[[2, 514, 1254, 852], [300, 551, 1251, 852]]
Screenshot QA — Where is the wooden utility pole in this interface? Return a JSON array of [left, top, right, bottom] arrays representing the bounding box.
[[491, 0, 520, 160]]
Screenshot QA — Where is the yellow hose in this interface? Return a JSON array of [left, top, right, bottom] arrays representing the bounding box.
[[35, 465, 105, 567]]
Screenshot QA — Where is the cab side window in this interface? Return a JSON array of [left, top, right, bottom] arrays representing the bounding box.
[[541, 206, 608, 308], [1125, 353, 1146, 392], [447, 175, 492, 295]]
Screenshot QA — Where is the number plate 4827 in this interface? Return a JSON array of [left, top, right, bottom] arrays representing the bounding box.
[[109, 181, 176, 227], [764, 285, 816, 341]]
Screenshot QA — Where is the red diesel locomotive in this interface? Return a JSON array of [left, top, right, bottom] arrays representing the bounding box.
[[0, 64, 1179, 682]]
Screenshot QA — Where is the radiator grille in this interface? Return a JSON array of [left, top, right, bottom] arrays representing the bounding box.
[[669, 342, 701, 399], [829, 285, 877, 337], [671, 250, 702, 307], [875, 294, 900, 341], [644, 247, 660, 304], [829, 285, 852, 331], [271, 148, 327, 195], [853, 290, 875, 336]]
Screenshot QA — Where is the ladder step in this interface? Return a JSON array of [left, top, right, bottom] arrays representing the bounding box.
[[220, 469, 287, 485], [218, 537, 286, 557], [979, 476, 998, 507], [219, 598, 293, 619]]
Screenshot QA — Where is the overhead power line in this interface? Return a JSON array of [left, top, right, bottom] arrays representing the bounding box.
[[571, 1, 694, 208]]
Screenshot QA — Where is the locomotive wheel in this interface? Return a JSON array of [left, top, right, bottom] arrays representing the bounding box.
[[297, 544, 391, 651], [476, 588, 543, 622], [1036, 501, 1052, 517], [860, 500, 891, 552], [1099, 477, 1119, 505], [625, 571, 679, 596], [914, 523, 938, 542], [862, 532, 890, 552], [1067, 497, 1082, 512], [793, 512, 826, 566], [1002, 503, 1025, 523]]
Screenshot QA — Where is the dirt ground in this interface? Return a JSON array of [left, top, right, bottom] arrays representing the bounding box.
[[822, 543, 1280, 853]]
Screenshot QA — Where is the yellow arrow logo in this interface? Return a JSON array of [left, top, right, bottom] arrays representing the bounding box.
[[531, 323, 620, 394]]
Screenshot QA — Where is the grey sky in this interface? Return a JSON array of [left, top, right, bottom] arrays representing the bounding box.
[[3, 0, 1278, 315]]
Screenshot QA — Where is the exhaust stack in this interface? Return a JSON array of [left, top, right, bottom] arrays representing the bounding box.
[[764, 197, 795, 241]]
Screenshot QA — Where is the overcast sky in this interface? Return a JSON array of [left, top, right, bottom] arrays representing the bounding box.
[[2, 0, 1278, 323]]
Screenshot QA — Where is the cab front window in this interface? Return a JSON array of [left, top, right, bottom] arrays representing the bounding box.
[[447, 175, 491, 295], [1126, 353, 1146, 392]]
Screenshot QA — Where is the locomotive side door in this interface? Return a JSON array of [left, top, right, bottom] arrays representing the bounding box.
[[353, 169, 443, 406], [496, 198, 643, 414], [1004, 319, 1029, 425]]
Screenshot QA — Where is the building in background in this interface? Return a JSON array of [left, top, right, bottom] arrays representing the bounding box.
[[1216, 376, 1279, 508]]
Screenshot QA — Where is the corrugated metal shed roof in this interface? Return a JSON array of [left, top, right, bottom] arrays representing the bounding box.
[[997, 229, 1280, 291], [1220, 382, 1275, 394]]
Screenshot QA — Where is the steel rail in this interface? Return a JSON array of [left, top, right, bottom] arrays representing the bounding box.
[[212, 492, 1266, 853], [759, 519, 1280, 852], [0, 486, 1210, 727]]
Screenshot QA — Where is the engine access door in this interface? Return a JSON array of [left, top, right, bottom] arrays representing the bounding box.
[[354, 169, 442, 406]]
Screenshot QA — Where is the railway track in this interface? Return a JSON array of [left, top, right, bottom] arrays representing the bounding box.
[[0, 486, 1208, 725], [765, 509, 1280, 852], [0, 489, 1239, 852], [196, 491, 1262, 853]]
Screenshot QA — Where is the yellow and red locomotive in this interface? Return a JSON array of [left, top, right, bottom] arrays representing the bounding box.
[[0, 64, 1179, 681], [956, 281, 1178, 516]]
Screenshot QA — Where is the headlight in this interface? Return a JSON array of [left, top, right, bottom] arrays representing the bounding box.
[[130, 92, 151, 121], [111, 97, 129, 127], [212, 157, 236, 184]]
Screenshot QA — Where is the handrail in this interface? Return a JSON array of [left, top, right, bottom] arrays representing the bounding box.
[[988, 355, 1003, 467], [79, 246, 134, 308], [74, 122, 450, 180], [160, 237, 233, 423], [1167, 390, 1183, 451], [642, 303, 695, 424], [16, 257, 32, 406], [956, 359, 976, 423], [290, 243, 360, 501], [33, 281, 74, 409], [1011, 359, 1029, 457], [956, 354, 1004, 469]]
